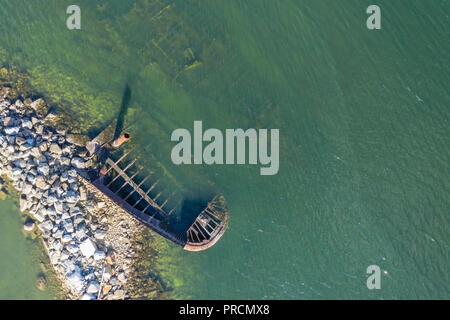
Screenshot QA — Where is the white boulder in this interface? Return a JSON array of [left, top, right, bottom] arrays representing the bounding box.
[[86, 282, 100, 294], [37, 163, 50, 176], [94, 229, 107, 240], [4, 126, 20, 135], [79, 238, 97, 258], [67, 270, 85, 292], [81, 293, 96, 300], [71, 157, 85, 169], [93, 251, 106, 261]]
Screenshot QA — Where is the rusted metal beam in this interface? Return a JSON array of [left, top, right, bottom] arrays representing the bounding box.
[[208, 219, 220, 227], [104, 149, 133, 175], [132, 179, 159, 208], [191, 229, 200, 242], [193, 222, 208, 240], [123, 172, 153, 201], [187, 230, 194, 242], [153, 191, 162, 202], [159, 191, 177, 209], [116, 167, 144, 193], [160, 198, 170, 209], [167, 197, 184, 215], [105, 158, 165, 215], [200, 224, 213, 236], [106, 157, 138, 187], [204, 208, 222, 221]]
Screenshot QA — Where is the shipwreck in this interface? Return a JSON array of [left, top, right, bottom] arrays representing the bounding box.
[[77, 117, 229, 252]]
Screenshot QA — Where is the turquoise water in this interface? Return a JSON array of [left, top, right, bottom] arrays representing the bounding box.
[[0, 0, 449, 299]]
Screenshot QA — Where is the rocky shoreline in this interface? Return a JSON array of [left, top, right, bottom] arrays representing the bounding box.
[[0, 87, 144, 299]]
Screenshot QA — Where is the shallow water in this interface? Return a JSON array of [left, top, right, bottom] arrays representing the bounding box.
[[0, 0, 448, 299], [0, 200, 54, 299]]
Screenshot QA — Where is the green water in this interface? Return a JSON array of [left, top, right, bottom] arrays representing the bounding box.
[[0, 200, 54, 299], [0, 0, 448, 299]]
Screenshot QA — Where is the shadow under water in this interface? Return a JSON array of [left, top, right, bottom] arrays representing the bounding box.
[[114, 83, 132, 141], [165, 193, 215, 236]]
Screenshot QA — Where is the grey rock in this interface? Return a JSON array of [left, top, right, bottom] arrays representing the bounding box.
[[86, 282, 100, 294], [16, 159, 27, 168], [63, 219, 74, 233], [33, 209, 46, 223], [70, 206, 82, 217], [4, 126, 20, 135], [60, 171, 68, 183], [49, 143, 62, 155], [67, 243, 79, 254], [22, 183, 33, 195], [67, 270, 85, 292], [61, 233, 72, 244], [55, 125, 67, 135], [54, 201, 63, 214], [41, 220, 54, 231], [6, 136, 15, 145], [93, 251, 106, 261], [50, 239, 62, 251], [23, 221, 35, 232], [22, 118, 33, 129], [81, 293, 96, 300], [35, 175, 48, 190], [79, 238, 97, 258], [49, 250, 61, 264], [19, 143, 32, 151], [26, 138, 35, 146], [15, 136, 26, 145], [31, 117, 40, 125], [38, 141, 47, 152], [3, 116, 14, 127], [94, 229, 107, 240], [11, 166, 23, 178], [19, 196, 31, 212], [30, 147, 42, 159], [71, 157, 85, 169], [37, 163, 50, 176], [60, 156, 70, 166], [75, 224, 87, 239], [79, 186, 87, 201], [52, 228, 64, 239], [109, 277, 119, 286], [30, 98, 44, 111], [65, 190, 79, 203], [68, 169, 77, 177], [68, 175, 77, 184], [117, 272, 126, 283], [60, 250, 70, 261], [61, 211, 71, 220], [47, 193, 58, 205], [44, 110, 57, 121], [35, 124, 44, 135]]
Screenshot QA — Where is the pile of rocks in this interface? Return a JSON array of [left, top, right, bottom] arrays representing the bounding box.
[[0, 88, 137, 300]]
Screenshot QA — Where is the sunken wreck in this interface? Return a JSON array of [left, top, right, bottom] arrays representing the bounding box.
[[78, 120, 229, 252]]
